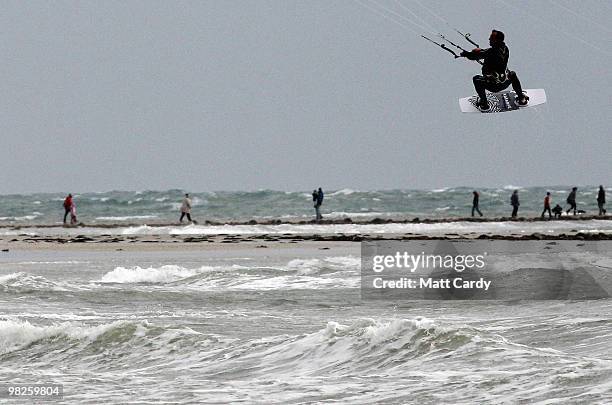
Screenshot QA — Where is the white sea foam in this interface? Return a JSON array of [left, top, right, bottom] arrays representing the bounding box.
[[94, 257, 360, 290], [329, 188, 357, 196], [168, 202, 182, 211], [191, 196, 204, 206], [98, 265, 201, 283], [326, 211, 391, 218], [0, 272, 71, 292], [34, 219, 612, 237], [241, 317, 445, 375], [121, 225, 156, 235], [286, 256, 360, 275], [0, 318, 137, 355], [0, 214, 40, 221], [95, 215, 159, 221], [503, 185, 525, 190], [233, 275, 357, 290]]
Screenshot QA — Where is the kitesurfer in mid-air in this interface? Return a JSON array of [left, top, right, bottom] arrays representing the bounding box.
[[460, 30, 528, 111]]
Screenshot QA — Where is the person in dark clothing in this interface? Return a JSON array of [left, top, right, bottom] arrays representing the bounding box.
[[315, 187, 324, 221], [566, 187, 578, 215], [63, 194, 73, 224], [312, 189, 319, 219], [552, 204, 563, 219], [471, 191, 483, 217], [460, 30, 528, 111], [597, 185, 606, 216], [541, 192, 552, 219], [510, 190, 520, 218]]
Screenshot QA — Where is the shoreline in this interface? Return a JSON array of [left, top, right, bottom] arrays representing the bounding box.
[[1, 214, 611, 230]]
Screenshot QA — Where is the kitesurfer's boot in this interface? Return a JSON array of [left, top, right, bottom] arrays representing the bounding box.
[[476, 98, 490, 112]]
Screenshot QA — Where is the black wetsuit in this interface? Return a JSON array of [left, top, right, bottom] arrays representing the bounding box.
[[597, 188, 606, 215], [510, 193, 520, 218], [472, 193, 482, 217], [463, 42, 525, 106], [566, 191, 577, 215]]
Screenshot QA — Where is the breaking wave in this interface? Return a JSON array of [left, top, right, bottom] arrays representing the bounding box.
[[0, 272, 77, 293], [95, 256, 360, 290]]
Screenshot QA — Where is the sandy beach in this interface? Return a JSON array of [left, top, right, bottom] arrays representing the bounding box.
[[2, 220, 612, 255]]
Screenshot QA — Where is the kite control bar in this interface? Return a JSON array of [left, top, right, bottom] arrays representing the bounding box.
[[421, 35, 460, 58], [422, 32, 483, 65], [453, 29, 480, 48]]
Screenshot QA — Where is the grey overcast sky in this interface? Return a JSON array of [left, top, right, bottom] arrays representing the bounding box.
[[1, 0, 610, 193]]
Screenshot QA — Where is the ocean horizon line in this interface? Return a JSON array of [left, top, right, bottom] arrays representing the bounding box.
[[0, 184, 608, 197]]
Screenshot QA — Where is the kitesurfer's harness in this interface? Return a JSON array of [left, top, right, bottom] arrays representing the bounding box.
[[485, 69, 510, 85]]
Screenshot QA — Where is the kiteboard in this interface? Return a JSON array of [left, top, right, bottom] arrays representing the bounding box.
[[459, 89, 546, 113]]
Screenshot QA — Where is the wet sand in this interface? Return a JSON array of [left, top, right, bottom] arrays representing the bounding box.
[[1, 215, 610, 253], [1, 229, 611, 254]]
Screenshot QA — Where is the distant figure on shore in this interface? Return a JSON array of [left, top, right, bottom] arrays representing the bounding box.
[[63, 194, 73, 224], [566, 187, 578, 215], [597, 185, 606, 215], [471, 191, 483, 217], [541, 192, 552, 219], [70, 201, 78, 225], [314, 187, 324, 221], [510, 190, 520, 218], [180, 193, 195, 223], [552, 204, 563, 219]]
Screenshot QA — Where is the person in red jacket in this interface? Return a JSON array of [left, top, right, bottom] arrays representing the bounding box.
[[541, 192, 552, 219], [63, 194, 73, 224]]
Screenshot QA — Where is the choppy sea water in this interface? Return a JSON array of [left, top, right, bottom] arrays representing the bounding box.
[[1, 245, 611, 403], [0, 186, 609, 225]]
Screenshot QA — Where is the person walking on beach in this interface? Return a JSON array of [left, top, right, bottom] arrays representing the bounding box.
[[471, 191, 483, 217], [597, 185, 606, 216], [566, 187, 578, 215], [314, 187, 324, 221], [541, 192, 552, 219], [510, 190, 520, 218], [180, 193, 194, 223], [63, 194, 73, 224], [312, 190, 319, 219]]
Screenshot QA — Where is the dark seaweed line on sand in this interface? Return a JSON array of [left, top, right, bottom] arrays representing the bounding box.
[[4, 231, 612, 245]]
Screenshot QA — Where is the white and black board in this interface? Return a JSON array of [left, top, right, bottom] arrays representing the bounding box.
[[459, 88, 546, 113]]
